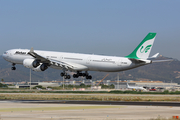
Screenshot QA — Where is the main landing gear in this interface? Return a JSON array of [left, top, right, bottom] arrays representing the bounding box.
[[73, 71, 92, 79], [60, 71, 92, 80], [60, 72, 71, 79], [11, 63, 16, 70]]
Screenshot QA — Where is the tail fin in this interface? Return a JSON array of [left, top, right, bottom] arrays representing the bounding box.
[[125, 33, 156, 59], [127, 82, 129, 88]]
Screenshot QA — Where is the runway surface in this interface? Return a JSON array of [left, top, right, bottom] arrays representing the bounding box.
[[1, 100, 180, 106], [0, 100, 180, 120]]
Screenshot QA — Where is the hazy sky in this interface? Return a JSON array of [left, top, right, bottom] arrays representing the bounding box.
[[1, 0, 180, 59]]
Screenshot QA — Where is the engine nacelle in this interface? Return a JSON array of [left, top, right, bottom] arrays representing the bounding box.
[[32, 63, 48, 72], [23, 59, 40, 69]]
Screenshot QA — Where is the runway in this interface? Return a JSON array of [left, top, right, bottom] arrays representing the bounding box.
[[4, 100, 180, 107], [0, 100, 180, 120]]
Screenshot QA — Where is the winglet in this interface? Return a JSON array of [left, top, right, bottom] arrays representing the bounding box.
[[30, 47, 34, 53], [28, 47, 36, 58]]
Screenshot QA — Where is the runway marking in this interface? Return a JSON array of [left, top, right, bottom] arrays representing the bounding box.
[[0, 105, 123, 112]]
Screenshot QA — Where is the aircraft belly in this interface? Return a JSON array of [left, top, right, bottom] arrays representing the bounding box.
[[87, 62, 135, 72], [87, 64, 123, 72]]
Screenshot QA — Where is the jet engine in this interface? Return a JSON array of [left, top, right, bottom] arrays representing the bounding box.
[[32, 63, 48, 71], [23, 59, 40, 68]]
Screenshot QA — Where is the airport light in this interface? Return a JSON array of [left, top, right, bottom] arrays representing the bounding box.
[[117, 73, 119, 90], [63, 76, 64, 90]]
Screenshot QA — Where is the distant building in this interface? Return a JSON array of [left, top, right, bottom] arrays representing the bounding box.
[[114, 80, 178, 89], [28, 82, 59, 87]]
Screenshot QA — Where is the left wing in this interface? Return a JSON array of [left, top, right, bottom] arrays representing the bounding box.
[[28, 48, 88, 71], [28, 47, 50, 63]]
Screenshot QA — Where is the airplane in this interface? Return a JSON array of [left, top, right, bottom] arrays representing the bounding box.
[[2, 33, 170, 80], [126, 82, 147, 91]]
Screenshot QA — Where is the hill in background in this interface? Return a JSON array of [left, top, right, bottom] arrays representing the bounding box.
[[0, 55, 180, 83]]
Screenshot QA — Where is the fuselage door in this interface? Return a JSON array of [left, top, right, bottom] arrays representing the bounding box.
[[86, 56, 91, 64]]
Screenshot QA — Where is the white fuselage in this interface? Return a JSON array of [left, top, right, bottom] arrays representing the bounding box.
[[2, 49, 147, 72]]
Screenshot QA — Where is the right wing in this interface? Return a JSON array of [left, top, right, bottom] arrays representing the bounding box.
[[28, 47, 50, 63]]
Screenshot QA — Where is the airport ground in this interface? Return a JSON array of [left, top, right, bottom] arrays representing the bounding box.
[[0, 93, 180, 119], [0, 100, 180, 120]]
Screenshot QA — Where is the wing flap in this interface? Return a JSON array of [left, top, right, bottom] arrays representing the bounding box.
[[50, 59, 88, 71]]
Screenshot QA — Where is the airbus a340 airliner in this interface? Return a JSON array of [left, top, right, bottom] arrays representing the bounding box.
[[2, 33, 169, 79]]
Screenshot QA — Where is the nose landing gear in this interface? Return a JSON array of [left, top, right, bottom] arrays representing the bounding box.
[[11, 63, 16, 70]]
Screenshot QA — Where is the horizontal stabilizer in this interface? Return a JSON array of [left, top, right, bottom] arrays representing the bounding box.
[[128, 58, 152, 64], [152, 59, 173, 63], [149, 53, 159, 59]]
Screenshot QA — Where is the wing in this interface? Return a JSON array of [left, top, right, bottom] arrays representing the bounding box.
[[28, 47, 50, 63], [28, 47, 88, 71]]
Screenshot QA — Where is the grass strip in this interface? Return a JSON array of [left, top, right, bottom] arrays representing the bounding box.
[[0, 105, 121, 112], [1, 93, 180, 102]]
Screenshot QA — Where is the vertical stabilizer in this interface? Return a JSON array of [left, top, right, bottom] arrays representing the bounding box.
[[127, 82, 129, 88], [125, 33, 156, 59]]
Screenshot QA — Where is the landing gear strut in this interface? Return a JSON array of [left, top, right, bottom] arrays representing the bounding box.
[[11, 63, 16, 70]]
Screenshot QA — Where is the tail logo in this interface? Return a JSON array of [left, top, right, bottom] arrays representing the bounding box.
[[140, 45, 152, 53]]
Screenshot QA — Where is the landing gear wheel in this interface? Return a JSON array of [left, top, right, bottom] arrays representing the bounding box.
[[86, 75, 92, 79], [64, 75, 71, 79], [67, 75, 71, 79], [88, 75, 92, 79], [73, 74, 79, 78], [11, 63, 16, 70], [73, 74, 76, 78], [60, 72, 65, 77], [82, 73, 86, 77], [79, 73, 83, 76], [11, 67, 16, 70]]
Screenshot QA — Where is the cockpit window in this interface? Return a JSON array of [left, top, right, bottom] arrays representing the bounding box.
[[4, 52, 8, 54]]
